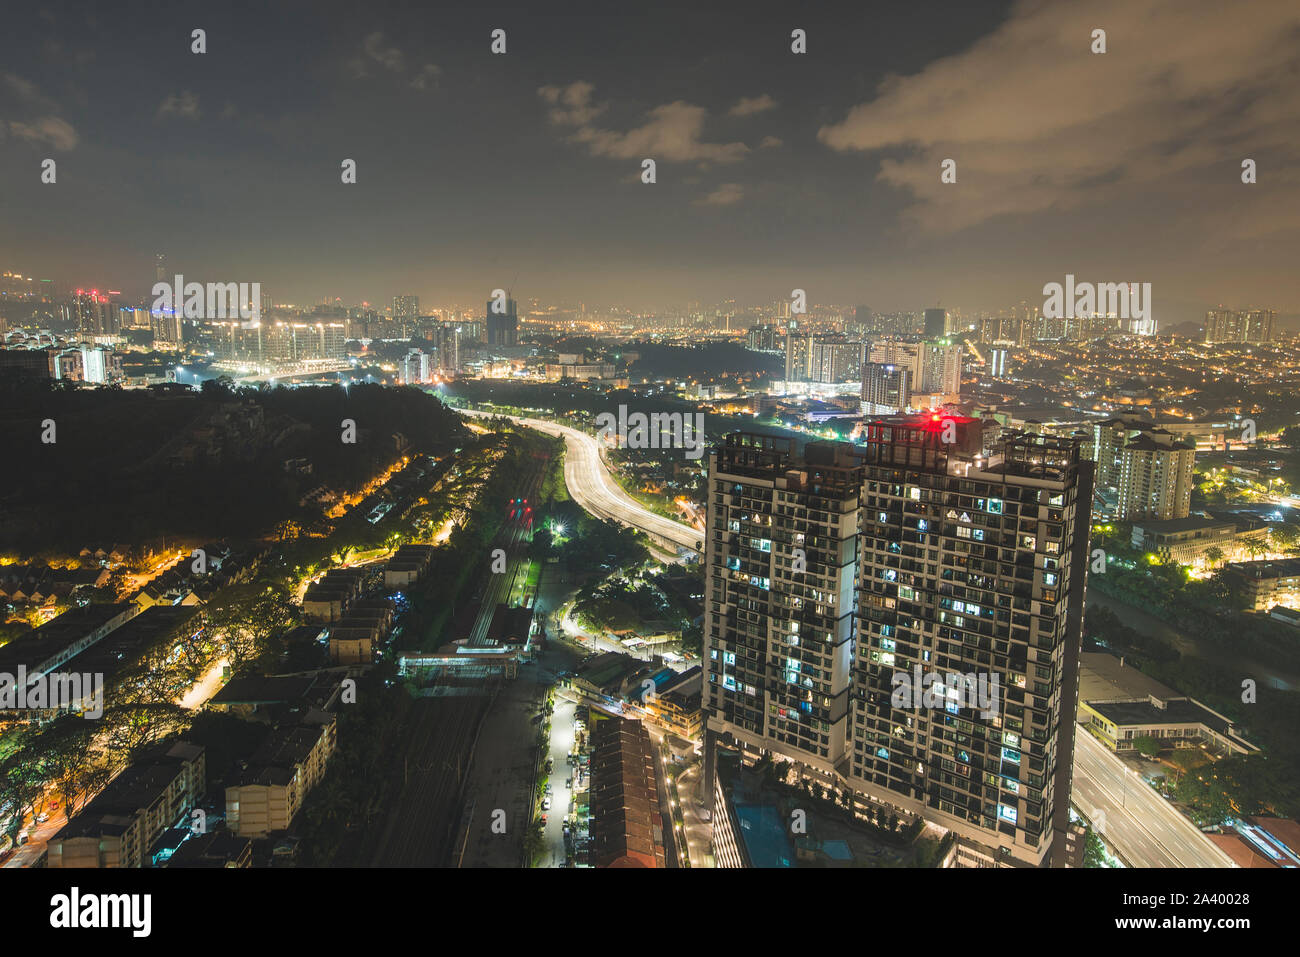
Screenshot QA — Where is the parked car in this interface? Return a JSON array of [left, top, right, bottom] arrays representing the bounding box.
[[565, 778, 572, 789], [542, 797, 551, 810]]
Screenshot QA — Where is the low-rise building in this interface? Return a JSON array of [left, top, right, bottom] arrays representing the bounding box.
[[384, 544, 435, 588], [302, 567, 367, 622], [1080, 696, 1257, 757], [47, 741, 206, 868], [643, 666, 703, 740], [1223, 558, 1300, 612], [1129, 516, 1238, 566], [225, 713, 337, 838], [1077, 652, 1257, 757], [587, 716, 665, 868]]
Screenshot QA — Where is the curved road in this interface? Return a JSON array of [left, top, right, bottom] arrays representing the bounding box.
[[460, 410, 702, 551]]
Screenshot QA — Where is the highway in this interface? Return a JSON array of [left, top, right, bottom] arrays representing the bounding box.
[[460, 406, 1236, 868], [459, 410, 702, 552], [1072, 727, 1236, 868]]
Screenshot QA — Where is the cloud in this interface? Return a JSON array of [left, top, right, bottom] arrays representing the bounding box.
[[817, 0, 1300, 236], [696, 183, 744, 206], [538, 82, 606, 126], [349, 33, 438, 92], [410, 63, 441, 91], [4, 73, 43, 103], [9, 116, 78, 150], [541, 84, 748, 165], [729, 94, 777, 117], [157, 91, 200, 120], [759, 135, 783, 149], [3, 74, 78, 149], [362, 31, 405, 72]]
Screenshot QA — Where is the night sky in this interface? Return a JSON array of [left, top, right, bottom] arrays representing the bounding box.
[[1, 0, 1297, 325]]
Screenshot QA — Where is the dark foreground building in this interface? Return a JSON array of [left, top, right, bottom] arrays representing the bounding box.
[[702, 417, 1095, 866]]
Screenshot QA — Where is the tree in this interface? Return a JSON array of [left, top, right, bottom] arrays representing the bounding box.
[[1083, 827, 1108, 868], [1202, 546, 1225, 569], [0, 753, 47, 843], [1269, 524, 1300, 553], [202, 583, 300, 673], [522, 822, 546, 867], [1132, 736, 1161, 759]]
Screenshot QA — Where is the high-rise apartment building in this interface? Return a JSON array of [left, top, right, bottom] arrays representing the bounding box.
[[867, 340, 962, 395], [861, 362, 912, 414], [745, 323, 780, 353], [1205, 308, 1275, 344], [74, 291, 116, 337], [784, 333, 813, 382], [924, 308, 947, 338], [809, 338, 864, 384], [401, 348, 432, 384], [392, 295, 421, 320], [703, 420, 1095, 866], [920, 341, 963, 394], [1091, 416, 1195, 521], [703, 434, 861, 772], [1116, 434, 1195, 522], [868, 340, 922, 380]]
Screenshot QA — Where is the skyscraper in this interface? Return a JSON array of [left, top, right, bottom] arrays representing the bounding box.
[[392, 295, 421, 320], [784, 333, 812, 383], [486, 295, 518, 347], [919, 341, 964, 394], [73, 291, 115, 338], [400, 348, 432, 384], [1091, 417, 1195, 521], [924, 308, 947, 338], [861, 362, 911, 414], [1205, 307, 1275, 344], [809, 338, 864, 384], [703, 420, 1095, 866], [436, 322, 461, 372], [703, 434, 861, 779]]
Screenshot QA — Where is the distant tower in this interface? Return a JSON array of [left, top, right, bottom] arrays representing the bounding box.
[[155, 253, 167, 285], [486, 293, 518, 347]]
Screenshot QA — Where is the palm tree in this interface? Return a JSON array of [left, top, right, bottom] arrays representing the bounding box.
[[1202, 546, 1224, 569]]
